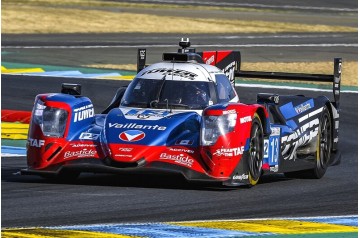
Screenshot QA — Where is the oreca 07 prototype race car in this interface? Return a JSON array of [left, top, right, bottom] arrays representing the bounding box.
[[22, 39, 342, 186]]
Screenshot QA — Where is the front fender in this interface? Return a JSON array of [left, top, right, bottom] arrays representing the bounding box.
[[200, 103, 268, 180]]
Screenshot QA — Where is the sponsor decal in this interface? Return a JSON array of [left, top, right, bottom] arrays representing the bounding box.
[[264, 128, 280, 166], [205, 55, 215, 65], [223, 109, 236, 115], [115, 154, 132, 158], [232, 173, 249, 181], [73, 104, 94, 122], [223, 61, 236, 81], [295, 102, 312, 114], [124, 109, 170, 120], [175, 140, 194, 145], [109, 123, 166, 131], [141, 68, 198, 80], [271, 127, 281, 136], [169, 148, 195, 154], [28, 138, 45, 148], [70, 144, 97, 148], [159, 153, 194, 167], [119, 130, 146, 142], [139, 49, 146, 59], [137, 115, 151, 119], [213, 147, 244, 157], [64, 149, 96, 159], [79, 132, 100, 140], [119, 148, 133, 152], [281, 118, 319, 160], [240, 116, 252, 124]]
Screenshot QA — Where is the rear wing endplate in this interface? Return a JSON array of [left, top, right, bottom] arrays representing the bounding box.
[[235, 58, 342, 108], [137, 49, 147, 73]]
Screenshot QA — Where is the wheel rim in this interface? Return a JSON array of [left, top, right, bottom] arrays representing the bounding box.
[[319, 114, 331, 168], [249, 122, 263, 180]]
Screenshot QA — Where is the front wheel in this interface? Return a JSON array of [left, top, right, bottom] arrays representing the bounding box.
[[248, 113, 264, 186]]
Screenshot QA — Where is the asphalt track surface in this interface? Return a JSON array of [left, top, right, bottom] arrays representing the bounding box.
[[1, 74, 358, 228], [2, 32, 357, 69]]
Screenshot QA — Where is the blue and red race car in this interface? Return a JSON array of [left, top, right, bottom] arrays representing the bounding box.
[[22, 38, 342, 187]]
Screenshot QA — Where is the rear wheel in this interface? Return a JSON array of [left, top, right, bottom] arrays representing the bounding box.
[[313, 107, 332, 178], [284, 107, 332, 179], [248, 113, 264, 186]]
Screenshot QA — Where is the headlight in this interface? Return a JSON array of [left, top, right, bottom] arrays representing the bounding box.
[[201, 113, 237, 146], [32, 100, 68, 138]]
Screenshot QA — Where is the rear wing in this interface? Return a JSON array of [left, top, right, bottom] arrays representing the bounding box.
[[236, 58, 342, 108]]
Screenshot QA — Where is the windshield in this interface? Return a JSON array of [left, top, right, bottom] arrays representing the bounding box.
[[121, 78, 212, 110]]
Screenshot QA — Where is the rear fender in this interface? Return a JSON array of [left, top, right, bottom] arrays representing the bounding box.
[[327, 101, 340, 152]]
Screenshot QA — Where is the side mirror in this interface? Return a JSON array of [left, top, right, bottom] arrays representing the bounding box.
[[61, 83, 81, 95]]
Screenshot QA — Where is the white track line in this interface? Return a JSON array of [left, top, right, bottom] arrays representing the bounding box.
[[2, 43, 357, 49]]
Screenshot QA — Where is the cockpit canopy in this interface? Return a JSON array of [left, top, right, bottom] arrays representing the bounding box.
[[121, 78, 211, 109], [120, 62, 238, 110]]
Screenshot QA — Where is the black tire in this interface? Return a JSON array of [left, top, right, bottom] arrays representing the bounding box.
[[248, 113, 264, 186], [284, 107, 332, 179], [312, 107, 332, 178]]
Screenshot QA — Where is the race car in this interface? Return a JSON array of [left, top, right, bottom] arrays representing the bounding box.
[[22, 38, 342, 187]]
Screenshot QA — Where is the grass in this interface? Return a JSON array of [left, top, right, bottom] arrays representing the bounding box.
[[85, 61, 358, 87], [2, 3, 357, 34]]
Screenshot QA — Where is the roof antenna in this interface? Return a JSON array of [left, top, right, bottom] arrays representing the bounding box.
[[179, 38, 190, 53]]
